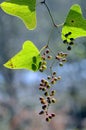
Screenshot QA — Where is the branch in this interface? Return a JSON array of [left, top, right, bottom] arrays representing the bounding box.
[[41, 1, 58, 27]]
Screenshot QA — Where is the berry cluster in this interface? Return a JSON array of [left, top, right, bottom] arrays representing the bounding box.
[[39, 44, 68, 122], [39, 46, 52, 72], [63, 32, 74, 50], [39, 71, 61, 122], [56, 52, 68, 67]]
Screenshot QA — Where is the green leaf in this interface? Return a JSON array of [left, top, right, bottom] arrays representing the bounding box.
[[4, 41, 41, 71], [62, 4, 86, 41], [1, 0, 36, 30]]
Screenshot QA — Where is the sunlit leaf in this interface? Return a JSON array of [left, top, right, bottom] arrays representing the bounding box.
[[1, 0, 36, 30], [4, 41, 41, 71], [62, 4, 86, 41]]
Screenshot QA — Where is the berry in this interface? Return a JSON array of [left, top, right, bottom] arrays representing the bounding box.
[[53, 71, 56, 75], [59, 62, 63, 67], [52, 98, 56, 103], [50, 90, 56, 96], [57, 76, 61, 80], [42, 65, 47, 70], [42, 87, 46, 91], [48, 115, 52, 119], [51, 113, 55, 117], [62, 58, 67, 62], [56, 55, 60, 60], [39, 68, 43, 72], [41, 99, 46, 104], [47, 76, 51, 80], [44, 92, 48, 96], [51, 79, 55, 84], [41, 79, 45, 83], [41, 55, 46, 60], [46, 117, 50, 122], [39, 96, 44, 101], [47, 55, 52, 59], [42, 105, 47, 110], [47, 97, 51, 104], [46, 85, 51, 89], [54, 77, 58, 81], [39, 111, 44, 115], [46, 49, 50, 53]]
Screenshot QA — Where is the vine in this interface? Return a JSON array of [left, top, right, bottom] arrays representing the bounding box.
[[0, 0, 86, 122]]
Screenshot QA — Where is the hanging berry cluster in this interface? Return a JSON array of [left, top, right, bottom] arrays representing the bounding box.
[[56, 52, 68, 67], [63, 32, 75, 50], [39, 72, 61, 122], [39, 46, 68, 122], [39, 46, 52, 72]]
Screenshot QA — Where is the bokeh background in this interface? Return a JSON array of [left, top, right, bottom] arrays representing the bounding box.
[[0, 0, 86, 130]]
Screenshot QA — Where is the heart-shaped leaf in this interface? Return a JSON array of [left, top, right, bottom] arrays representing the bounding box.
[[4, 41, 41, 71], [62, 4, 86, 41], [1, 0, 36, 30]]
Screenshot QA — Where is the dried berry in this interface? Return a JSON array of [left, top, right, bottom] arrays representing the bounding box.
[[44, 92, 48, 96], [47, 97, 51, 104], [53, 71, 56, 75], [41, 99, 46, 104], [51, 113, 55, 117], [39, 87, 43, 90], [39, 96, 44, 101], [59, 62, 63, 67], [41, 55, 46, 60], [42, 105, 47, 110], [47, 76, 51, 80], [48, 115, 52, 119], [57, 76, 61, 80], [46, 117, 50, 122], [47, 55, 52, 59], [50, 90, 56, 96], [46, 49, 50, 54], [46, 84, 51, 89], [42, 87, 46, 91], [52, 98, 56, 103], [51, 79, 55, 84], [54, 77, 58, 81], [39, 68, 44, 72], [56, 55, 61, 60], [41, 79, 45, 83], [39, 111, 44, 115], [62, 58, 67, 62]]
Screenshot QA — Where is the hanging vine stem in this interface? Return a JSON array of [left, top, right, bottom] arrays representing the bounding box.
[[40, 27, 56, 57], [40, 0, 63, 28], [39, 0, 68, 122], [41, 0, 57, 27]]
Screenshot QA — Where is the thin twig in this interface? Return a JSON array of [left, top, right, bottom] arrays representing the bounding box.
[[41, 1, 58, 27]]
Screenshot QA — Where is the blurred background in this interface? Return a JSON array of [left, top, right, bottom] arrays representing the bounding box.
[[0, 0, 86, 130]]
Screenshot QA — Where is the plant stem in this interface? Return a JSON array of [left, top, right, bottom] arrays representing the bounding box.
[[41, 1, 58, 27]]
